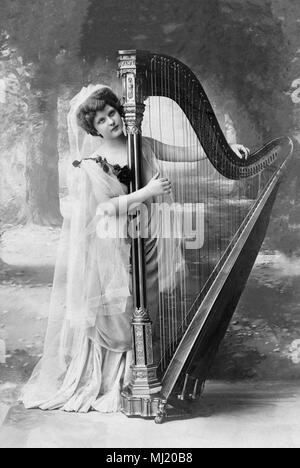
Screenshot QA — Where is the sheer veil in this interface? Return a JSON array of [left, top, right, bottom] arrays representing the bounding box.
[[21, 85, 133, 410]]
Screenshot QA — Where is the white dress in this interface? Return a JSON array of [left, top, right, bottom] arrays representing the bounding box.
[[21, 157, 133, 413], [20, 138, 185, 413]]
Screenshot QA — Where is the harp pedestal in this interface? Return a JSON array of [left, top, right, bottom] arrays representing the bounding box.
[[127, 308, 162, 396], [121, 308, 167, 423]]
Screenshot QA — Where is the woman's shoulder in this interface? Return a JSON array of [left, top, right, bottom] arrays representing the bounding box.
[[76, 154, 110, 172]]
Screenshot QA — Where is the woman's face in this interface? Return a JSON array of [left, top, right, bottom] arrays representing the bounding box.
[[93, 105, 123, 140]]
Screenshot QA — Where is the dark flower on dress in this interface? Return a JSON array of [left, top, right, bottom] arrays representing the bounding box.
[[95, 156, 110, 173], [112, 164, 133, 189], [72, 154, 133, 189]]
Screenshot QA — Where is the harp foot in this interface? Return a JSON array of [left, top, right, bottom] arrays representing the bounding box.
[[155, 401, 167, 424]]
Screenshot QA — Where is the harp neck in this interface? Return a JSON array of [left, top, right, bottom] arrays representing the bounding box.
[[118, 49, 292, 179]]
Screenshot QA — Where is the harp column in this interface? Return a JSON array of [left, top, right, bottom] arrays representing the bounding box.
[[118, 50, 167, 421]]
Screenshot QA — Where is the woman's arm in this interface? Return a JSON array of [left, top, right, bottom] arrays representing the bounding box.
[[146, 138, 204, 162], [146, 138, 250, 162], [97, 173, 171, 217]]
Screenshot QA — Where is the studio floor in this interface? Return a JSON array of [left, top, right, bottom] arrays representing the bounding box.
[[0, 380, 300, 448], [1, 224, 300, 448]]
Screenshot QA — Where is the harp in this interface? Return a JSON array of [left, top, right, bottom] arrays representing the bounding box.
[[118, 50, 293, 423]]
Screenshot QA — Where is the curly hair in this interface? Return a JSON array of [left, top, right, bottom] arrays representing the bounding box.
[[76, 87, 123, 136]]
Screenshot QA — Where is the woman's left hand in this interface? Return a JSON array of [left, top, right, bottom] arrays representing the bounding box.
[[230, 144, 251, 160]]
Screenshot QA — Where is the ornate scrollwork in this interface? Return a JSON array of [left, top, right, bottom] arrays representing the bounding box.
[[119, 52, 147, 135], [132, 369, 157, 380], [125, 123, 142, 135], [123, 102, 145, 135], [155, 400, 167, 424], [145, 325, 154, 364], [133, 307, 150, 321]]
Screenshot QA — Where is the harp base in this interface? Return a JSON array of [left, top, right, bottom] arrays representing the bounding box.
[[120, 389, 168, 424], [128, 364, 162, 396]]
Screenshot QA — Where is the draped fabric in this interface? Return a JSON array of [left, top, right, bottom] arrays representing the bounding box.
[[20, 138, 185, 413], [21, 159, 133, 413]]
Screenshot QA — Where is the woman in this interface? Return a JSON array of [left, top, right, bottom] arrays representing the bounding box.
[[21, 85, 173, 413], [21, 85, 249, 413]]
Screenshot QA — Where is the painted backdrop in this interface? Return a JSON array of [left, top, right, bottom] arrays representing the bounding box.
[[0, 0, 300, 388]]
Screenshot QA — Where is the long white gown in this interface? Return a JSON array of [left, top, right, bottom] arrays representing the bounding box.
[[21, 137, 184, 413], [21, 152, 134, 413]]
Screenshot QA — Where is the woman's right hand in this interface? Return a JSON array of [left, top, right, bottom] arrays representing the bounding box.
[[145, 172, 172, 197]]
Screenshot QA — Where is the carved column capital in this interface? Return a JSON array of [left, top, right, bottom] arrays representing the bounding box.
[[133, 306, 151, 322], [123, 102, 145, 135], [118, 52, 147, 135]]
